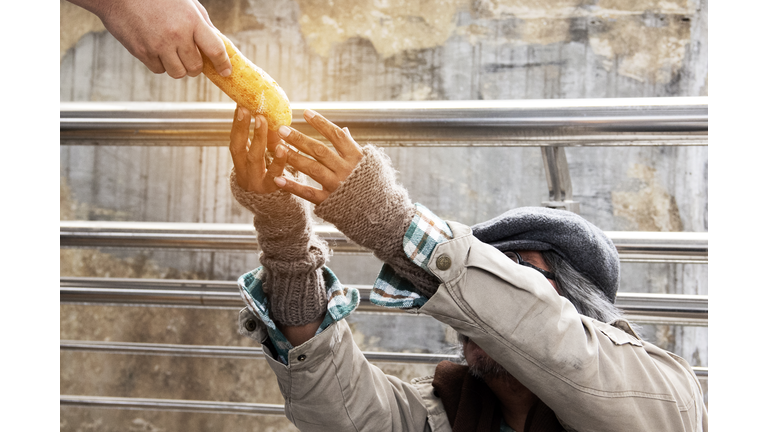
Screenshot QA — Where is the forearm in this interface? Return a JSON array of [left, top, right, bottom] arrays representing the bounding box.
[[314, 145, 441, 298], [265, 319, 429, 431], [231, 170, 328, 327], [422, 221, 705, 432], [277, 318, 323, 347]]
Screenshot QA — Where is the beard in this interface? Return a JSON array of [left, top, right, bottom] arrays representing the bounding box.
[[459, 334, 513, 380], [467, 353, 512, 379]]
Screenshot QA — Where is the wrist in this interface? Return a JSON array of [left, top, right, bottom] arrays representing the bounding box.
[[315, 145, 414, 256], [70, 0, 116, 20]]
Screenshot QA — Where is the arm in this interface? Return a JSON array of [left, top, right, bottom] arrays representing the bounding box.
[[273, 112, 706, 431], [66, 0, 231, 78], [273, 110, 443, 298], [228, 106, 326, 342], [421, 223, 706, 432], [230, 110, 441, 430]]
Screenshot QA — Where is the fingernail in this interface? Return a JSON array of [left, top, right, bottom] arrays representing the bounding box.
[[275, 144, 286, 158], [274, 176, 286, 187], [304, 109, 316, 119], [221, 68, 232, 77], [343, 127, 350, 135], [238, 107, 248, 121], [253, 116, 261, 129], [278, 125, 291, 138]]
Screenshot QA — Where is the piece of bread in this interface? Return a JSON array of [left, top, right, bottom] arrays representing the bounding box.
[[202, 33, 291, 130]]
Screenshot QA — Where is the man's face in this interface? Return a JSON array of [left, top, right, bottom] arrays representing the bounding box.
[[461, 250, 556, 379]]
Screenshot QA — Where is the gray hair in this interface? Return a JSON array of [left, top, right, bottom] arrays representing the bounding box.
[[456, 250, 631, 378], [539, 250, 624, 324]]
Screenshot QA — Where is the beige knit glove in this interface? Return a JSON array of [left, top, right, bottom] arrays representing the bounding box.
[[230, 169, 329, 327], [314, 145, 440, 298]]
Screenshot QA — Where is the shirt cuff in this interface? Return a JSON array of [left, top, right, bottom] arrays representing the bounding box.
[[238, 266, 359, 364], [370, 203, 454, 310]]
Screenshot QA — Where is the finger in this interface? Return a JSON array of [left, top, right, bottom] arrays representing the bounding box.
[[229, 107, 251, 186], [265, 144, 289, 180], [192, 0, 214, 27], [194, 25, 232, 77], [283, 146, 340, 192], [178, 42, 204, 77], [247, 115, 268, 174], [160, 51, 188, 79], [274, 175, 329, 206], [266, 129, 283, 153], [304, 109, 361, 159], [143, 55, 166, 74], [278, 125, 339, 167]]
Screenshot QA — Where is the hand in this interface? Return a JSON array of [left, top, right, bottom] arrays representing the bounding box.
[[273, 110, 364, 205], [73, 0, 232, 78], [230, 106, 289, 194]]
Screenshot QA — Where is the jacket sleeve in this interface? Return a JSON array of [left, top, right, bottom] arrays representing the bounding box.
[[419, 221, 707, 432], [253, 316, 436, 432]]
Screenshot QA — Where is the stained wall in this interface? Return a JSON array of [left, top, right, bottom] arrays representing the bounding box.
[[60, 1, 708, 430]]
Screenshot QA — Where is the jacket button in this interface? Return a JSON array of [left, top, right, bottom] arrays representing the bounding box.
[[436, 254, 452, 270], [297, 354, 307, 362], [244, 319, 257, 332]]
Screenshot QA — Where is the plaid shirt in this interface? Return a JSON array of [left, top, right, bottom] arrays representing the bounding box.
[[237, 203, 453, 363]]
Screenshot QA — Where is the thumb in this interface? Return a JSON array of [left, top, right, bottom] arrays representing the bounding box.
[[195, 26, 232, 77]]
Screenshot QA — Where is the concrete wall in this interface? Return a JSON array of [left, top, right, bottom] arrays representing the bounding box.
[[60, 0, 708, 430]]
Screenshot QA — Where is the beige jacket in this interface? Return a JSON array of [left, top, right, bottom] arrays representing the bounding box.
[[239, 221, 708, 432]]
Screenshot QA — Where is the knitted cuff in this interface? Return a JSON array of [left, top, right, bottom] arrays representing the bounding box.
[[230, 169, 329, 326], [314, 146, 440, 298]]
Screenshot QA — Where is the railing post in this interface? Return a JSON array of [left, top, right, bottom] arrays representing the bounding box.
[[541, 146, 580, 214]]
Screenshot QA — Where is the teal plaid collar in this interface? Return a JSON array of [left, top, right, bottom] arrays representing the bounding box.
[[238, 266, 359, 364]]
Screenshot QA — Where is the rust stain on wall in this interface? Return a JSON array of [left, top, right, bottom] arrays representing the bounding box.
[[611, 164, 684, 232], [295, 0, 467, 57], [588, 15, 691, 83], [60, 0, 106, 60], [473, 0, 583, 19], [61, 0, 699, 84]]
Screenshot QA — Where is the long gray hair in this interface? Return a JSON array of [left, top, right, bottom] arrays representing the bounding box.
[[540, 250, 624, 323], [456, 250, 630, 377]]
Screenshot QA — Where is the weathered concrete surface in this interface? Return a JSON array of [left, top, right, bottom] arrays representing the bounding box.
[[60, 0, 708, 429]]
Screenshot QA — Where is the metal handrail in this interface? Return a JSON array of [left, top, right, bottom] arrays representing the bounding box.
[[60, 277, 708, 326], [60, 98, 707, 147], [59, 339, 708, 379], [60, 221, 708, 264], [60, 395, 285, 416], [60, 339, 461, 364]]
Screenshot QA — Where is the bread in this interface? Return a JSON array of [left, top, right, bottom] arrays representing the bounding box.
[[201, 33, 292, 130]]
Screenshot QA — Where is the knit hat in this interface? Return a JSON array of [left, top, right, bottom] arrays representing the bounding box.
[[471, 207, 620, 303]]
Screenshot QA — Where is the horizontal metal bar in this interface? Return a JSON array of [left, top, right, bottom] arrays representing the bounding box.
[[60, 339, 461, 364], [60, 395, 285, 416], [60, 277, 708, 325], [60, 340, 708, 380], [60, 98, 707, 147], [60, 221, 708, 264]]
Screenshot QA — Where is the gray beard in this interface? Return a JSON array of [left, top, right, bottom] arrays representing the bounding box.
[[467, 353, 512, 380]]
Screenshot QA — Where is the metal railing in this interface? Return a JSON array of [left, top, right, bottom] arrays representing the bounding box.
[[60, 98, 707, 147], [60, 98, 709, 417], [60, 221, 709, 264], [60, 277, 708, 326], [60, 339, 708, 378], [60, 395, 285, 416]]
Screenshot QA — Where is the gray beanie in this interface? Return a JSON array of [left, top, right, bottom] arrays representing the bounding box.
[[471, 207, 620, 303]]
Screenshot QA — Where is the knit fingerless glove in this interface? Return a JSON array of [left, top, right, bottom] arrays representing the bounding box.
[[314, 145, 440, 298], [230, 170, 329, 327]]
